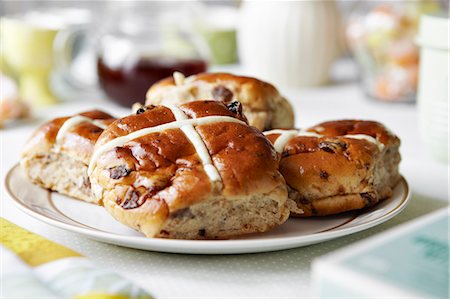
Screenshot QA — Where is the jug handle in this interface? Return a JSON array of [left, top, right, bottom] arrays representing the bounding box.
[[53, 25, 98, 92]]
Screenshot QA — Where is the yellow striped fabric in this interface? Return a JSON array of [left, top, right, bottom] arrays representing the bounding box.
[[0, 218, 81, 266]]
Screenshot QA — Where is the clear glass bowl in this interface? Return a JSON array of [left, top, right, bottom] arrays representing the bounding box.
[[346, 1, 440, 103]]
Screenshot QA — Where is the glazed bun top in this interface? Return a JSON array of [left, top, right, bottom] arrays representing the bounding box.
[[89, 100, 285, 212], [307, 120, 399, 146], [264, 120, 401, 205], [145, 72, 295, 131], [264, 120, 400, 183], [22, 110, 115, 164], [264, 120, 400, 155]]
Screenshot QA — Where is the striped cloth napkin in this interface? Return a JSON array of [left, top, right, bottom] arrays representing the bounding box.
[[1, 218, 153, 299]]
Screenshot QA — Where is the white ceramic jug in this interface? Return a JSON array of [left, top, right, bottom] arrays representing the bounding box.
[[238, 0, 343, 87]]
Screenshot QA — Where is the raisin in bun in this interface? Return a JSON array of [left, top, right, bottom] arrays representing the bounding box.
[[145, 72, 295, 131], [88, 100, 289, 239], [264, 120, 401, 216], [21, 110, 115, 203]]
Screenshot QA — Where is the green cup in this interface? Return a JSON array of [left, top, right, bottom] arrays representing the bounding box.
[[1, 9, 93, 106], [1, 16, 59, 105]]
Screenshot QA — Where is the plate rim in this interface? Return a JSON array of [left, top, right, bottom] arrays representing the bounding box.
[[5, 164, 411, 254]]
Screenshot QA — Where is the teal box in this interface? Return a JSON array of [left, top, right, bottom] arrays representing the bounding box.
[[312, 208, 449, 298]]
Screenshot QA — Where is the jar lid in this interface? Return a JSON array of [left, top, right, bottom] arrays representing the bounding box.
[[416, 13, 449, 50]]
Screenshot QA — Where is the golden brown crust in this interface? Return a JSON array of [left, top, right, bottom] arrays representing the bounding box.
[[307, 120, 399, 146], [145, 72, 295, 131], [149, 73, 277, 110], [22, 110, 115, 165], [90, 100, 289, 238], [265, 120, 401, 216]]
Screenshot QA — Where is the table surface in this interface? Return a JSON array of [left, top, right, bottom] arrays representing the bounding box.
[[1, 63, 449, 298]]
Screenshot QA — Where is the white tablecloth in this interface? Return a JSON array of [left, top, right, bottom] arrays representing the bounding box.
[[1, 74, 448, 298]]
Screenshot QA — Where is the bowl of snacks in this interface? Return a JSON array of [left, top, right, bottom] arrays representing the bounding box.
[[346, 0, 440, 102]]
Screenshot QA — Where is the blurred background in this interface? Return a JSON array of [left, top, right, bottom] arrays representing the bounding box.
[[1, 0, 448, 160], [1, 3, 448, 299]]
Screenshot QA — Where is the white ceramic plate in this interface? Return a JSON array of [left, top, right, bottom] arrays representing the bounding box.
[[5, 164, 410, 254]]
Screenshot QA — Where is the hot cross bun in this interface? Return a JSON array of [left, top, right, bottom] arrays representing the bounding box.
[[264, 120, 401, 216], [88, 101, 290, 239]]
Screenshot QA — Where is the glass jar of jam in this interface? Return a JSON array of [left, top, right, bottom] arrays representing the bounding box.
[[96, 3, 208, 107]]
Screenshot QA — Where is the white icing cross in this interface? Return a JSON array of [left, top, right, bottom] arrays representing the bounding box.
[[56, 115, 109, 143], [87, 111, 246, 181], [166, 105, 222, 183], [263, 129, 384, 153], [263, 129, 322, 153], [173, 71, 185, 86]]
